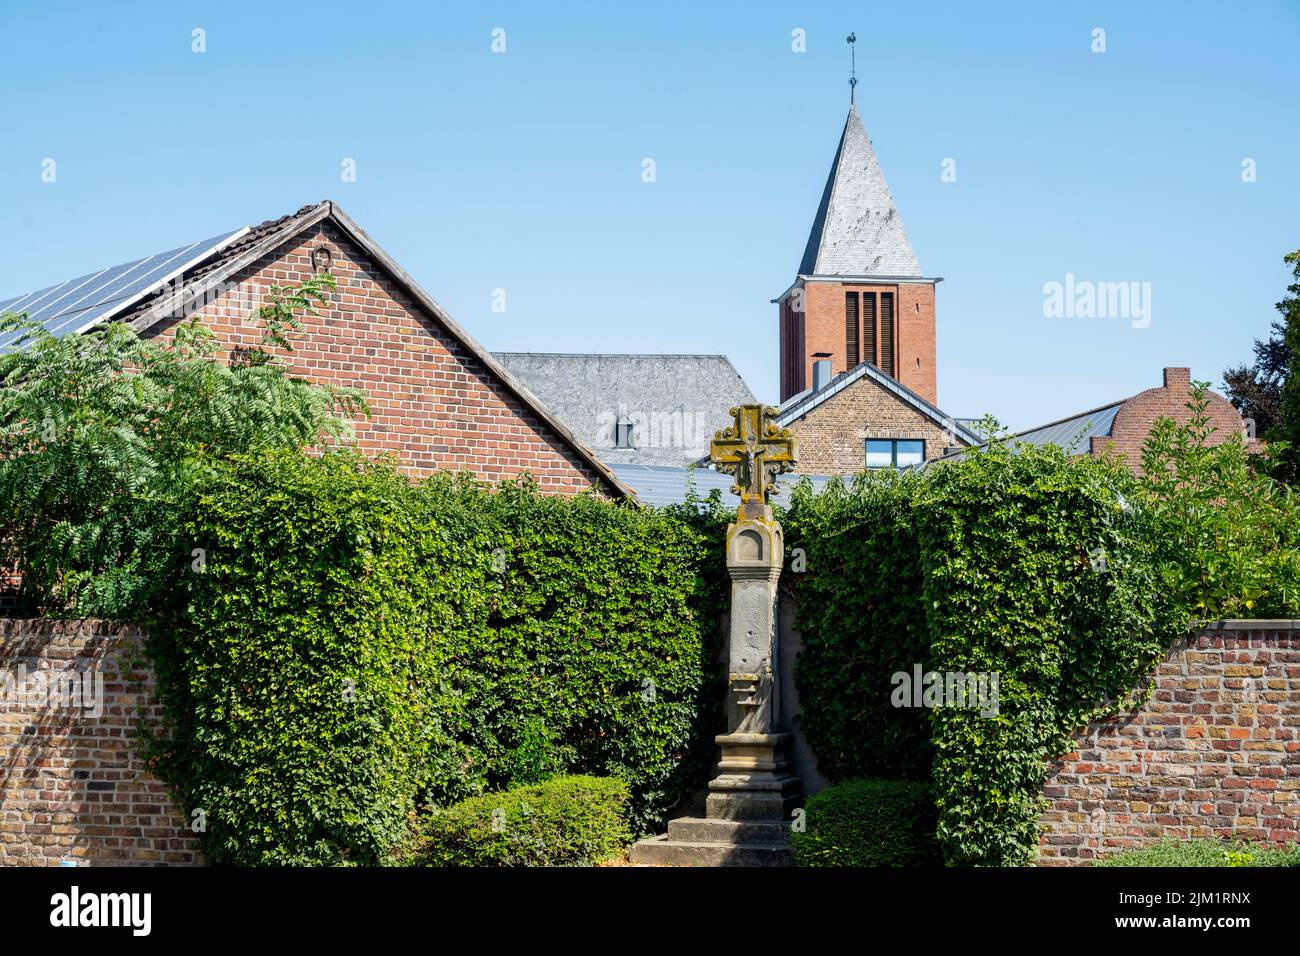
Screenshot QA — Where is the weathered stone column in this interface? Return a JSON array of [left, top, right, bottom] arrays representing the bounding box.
[[628, 405, 802, 865], [706, 506, 802, 822]]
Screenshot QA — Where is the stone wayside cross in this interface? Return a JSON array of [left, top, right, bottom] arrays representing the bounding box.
[[709, 405, 798, 521], [631, 404, 803, 864]]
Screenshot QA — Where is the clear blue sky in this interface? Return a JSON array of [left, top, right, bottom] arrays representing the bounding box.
[[2, 0, 1297, 428]]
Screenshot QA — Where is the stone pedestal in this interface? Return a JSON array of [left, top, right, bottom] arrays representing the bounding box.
[[630, 508, 803, 866], [706, 732, 802, 822]]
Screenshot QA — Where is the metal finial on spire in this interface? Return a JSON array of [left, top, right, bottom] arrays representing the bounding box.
[[847, 32, 857, 105]]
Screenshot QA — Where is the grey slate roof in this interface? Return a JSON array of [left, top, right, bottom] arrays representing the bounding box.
[[798, 106, 922, 278], [776, 360, 981, 445], [931, 400, 1125, 464], [494, 353, 757, 467], [611, 463, 832, 509]]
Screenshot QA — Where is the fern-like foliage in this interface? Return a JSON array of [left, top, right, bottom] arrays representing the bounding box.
[[0, 272, 368, 617]]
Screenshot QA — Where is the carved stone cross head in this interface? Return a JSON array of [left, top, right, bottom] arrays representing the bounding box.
[[710, 405, 798, 511]]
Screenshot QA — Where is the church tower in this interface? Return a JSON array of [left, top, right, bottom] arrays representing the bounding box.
[[776, 104, 939, 404]]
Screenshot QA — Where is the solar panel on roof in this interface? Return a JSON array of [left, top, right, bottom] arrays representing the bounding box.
[[0, 227, 248, 351]]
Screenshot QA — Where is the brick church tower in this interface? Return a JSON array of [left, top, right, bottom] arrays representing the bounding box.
[[775, 104, 939, 404]]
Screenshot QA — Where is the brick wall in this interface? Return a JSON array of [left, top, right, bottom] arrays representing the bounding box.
[[143, 219, 606, 497], [895, 282, 937, 405], [0, 620, 199, 866], [787, 370, 959, 474], [1039, 621, 1300, 865]]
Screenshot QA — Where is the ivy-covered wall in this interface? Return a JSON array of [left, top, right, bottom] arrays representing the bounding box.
[[783, 444, 1190, 865]]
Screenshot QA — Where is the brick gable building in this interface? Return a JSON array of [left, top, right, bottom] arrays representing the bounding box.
[[935, 367, 1259, 473], [1, 201, 630, 498], [778, 358, 978, 473]]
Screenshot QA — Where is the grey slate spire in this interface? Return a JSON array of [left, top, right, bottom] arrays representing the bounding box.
[[797, 106, 921, 278]]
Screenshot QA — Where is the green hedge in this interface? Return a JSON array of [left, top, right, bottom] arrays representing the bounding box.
[[146, 452, 436, 865], [793, 779, 940, 867], [783, 471, 932, 781], [917, 444, 1184, 866], [413, 775, 630, 866], [146, 450, 724, 865], [1095, 839, 1300, 868], [786, 443, 1188, 867]]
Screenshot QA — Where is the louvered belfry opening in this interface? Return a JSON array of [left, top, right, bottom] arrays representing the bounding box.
[[844, 291, 860, 368], [862, 291, 877, 368], [780, 296, 807, 399], [880, 291, 895, 378]]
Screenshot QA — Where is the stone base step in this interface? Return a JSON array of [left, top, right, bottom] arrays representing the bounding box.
[[628, 833, 795, 868], [667, 817, 791, 845]]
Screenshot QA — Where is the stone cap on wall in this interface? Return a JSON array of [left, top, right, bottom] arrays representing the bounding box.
[[1201, 619, 1300, 631], [0, 618, 144, 640]]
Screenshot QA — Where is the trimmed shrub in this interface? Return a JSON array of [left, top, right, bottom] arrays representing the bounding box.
[[413, 775, 630, 867], [430, 476, 725, 835], [793, 779, 940, 867], [146, 449, 724, 864], [1096, 839, 1300, 868]]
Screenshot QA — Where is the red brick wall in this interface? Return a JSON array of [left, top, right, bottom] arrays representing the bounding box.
[[143, 220, 605, 496], [1039, 621, 1300, 866], [1092, 367, 1258, 471], [780, 279, 937, 404], [0, 620, 200, 866], [896, 283, 937, 405]]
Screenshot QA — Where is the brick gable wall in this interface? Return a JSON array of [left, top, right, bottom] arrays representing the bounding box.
[[1091, 368, 1256, 470], [142, 220, 606, 496], [785, 371, 958, 475]]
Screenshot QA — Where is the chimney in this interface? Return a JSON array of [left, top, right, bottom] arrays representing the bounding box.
[[1163, 367, 1191, 388], [812, 359, 833, 393]]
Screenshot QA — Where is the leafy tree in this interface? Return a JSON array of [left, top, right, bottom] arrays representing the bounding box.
[[0, 273, 366, 617], [1139, 381, 1300, 620], [1224, 249, 1300, 480], [1278, 250, 1300, 481]]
